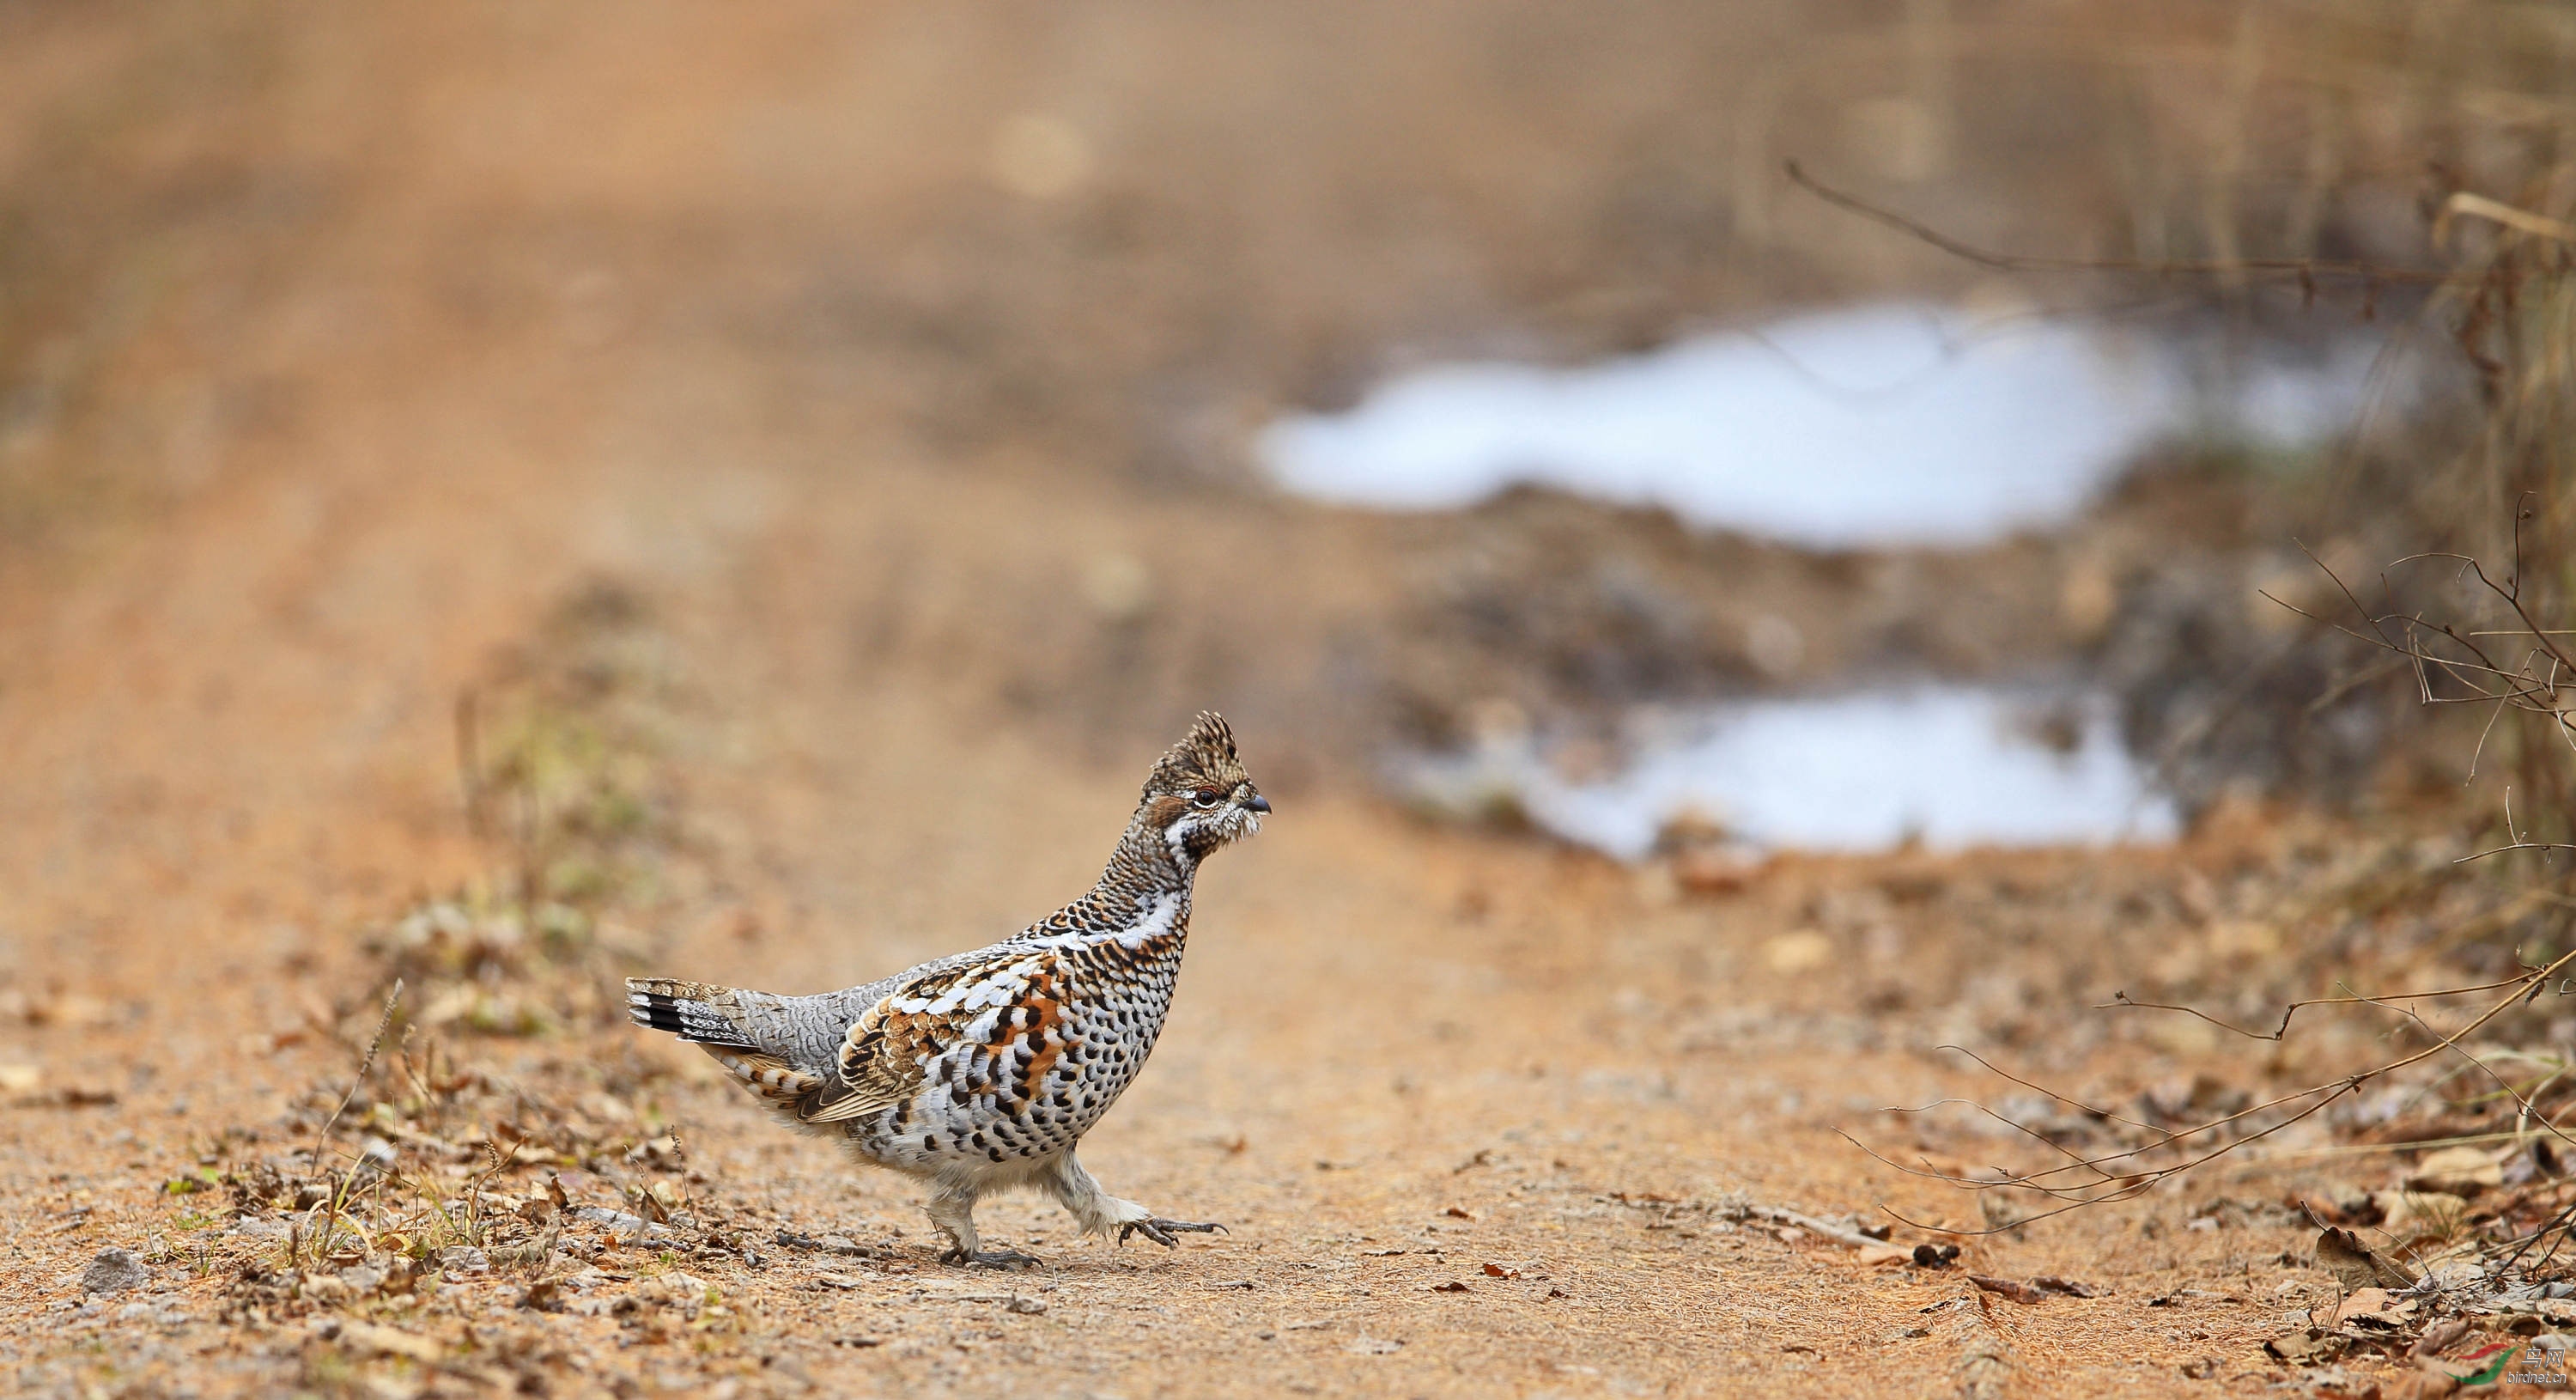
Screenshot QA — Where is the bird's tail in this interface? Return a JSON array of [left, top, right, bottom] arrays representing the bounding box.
[[625, 977, 831, 1119], [624, 977, 760, 1050]]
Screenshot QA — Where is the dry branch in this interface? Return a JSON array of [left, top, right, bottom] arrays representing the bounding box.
[[1862, 944, 2576, 1236], [1783, 159, 2452, 288], [1721, 1202, 1895, 1251]]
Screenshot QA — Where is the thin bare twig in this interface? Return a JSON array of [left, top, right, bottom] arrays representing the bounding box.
[[1783, 160, 2452, 287], [1864, 947, 2576, 1235], [2458, 788, 2576, 865], [2102, 973, 2537, 1041]]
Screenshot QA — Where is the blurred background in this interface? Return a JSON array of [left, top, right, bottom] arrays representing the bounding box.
[[3, 0, 2567, 869], [3, 3, 2574, 1391]]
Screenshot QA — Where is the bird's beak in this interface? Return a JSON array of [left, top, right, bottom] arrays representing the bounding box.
[[1243, 792, 1272, 813]]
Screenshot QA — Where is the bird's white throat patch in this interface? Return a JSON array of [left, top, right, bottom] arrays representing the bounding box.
[[1115, 891, 1183, 950]]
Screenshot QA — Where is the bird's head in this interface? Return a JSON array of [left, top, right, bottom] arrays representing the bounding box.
[[1139, 711, 1269, 862]]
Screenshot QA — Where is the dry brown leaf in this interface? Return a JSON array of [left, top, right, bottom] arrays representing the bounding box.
[[2324, 1286, 2417, 1327], [2262, 1327, 2348, 1367], [1969, 1275, 2047, 1305], [2409, 1317, 2472, 1361], [2312, 1227, 2420, 1291], [2406, 1145, 2505, 1197]]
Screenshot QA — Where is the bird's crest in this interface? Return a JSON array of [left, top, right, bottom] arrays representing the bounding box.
[[1145, 711, 1245, 796]]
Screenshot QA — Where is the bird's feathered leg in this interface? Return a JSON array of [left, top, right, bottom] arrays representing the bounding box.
[[927, 1180, 1039, 1269], [1046, 1150, 1225, 1249]]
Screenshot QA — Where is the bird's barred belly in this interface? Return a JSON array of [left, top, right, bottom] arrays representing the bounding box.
[[854, 994, 1170, 1170]]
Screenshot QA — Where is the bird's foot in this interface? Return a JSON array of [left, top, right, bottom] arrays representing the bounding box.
[[1116, 1218, 1227, 1249], [939, 1246, 1043, 1269]]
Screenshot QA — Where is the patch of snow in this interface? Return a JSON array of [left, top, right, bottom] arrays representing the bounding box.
[[1411, 686, 2178, 859], [1261, 303, 2383, 549]]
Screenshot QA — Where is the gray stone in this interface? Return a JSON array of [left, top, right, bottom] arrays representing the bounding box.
[[80, 1249, 147, 1295]]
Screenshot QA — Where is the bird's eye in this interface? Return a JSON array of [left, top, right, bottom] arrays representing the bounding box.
[[1191, 788, 1224, 808]]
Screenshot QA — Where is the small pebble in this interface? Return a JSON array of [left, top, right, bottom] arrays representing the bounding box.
[[81, 1248, 148, 1296]]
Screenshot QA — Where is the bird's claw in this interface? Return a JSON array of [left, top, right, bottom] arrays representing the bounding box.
[[939, 1247, 1043, 1269], [1116, 1218, 1227, 1249]]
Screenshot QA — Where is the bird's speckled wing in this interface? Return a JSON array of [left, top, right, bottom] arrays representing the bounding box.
[[629, 934, 1083, 1128], [804, 945, 1071, 1125]]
